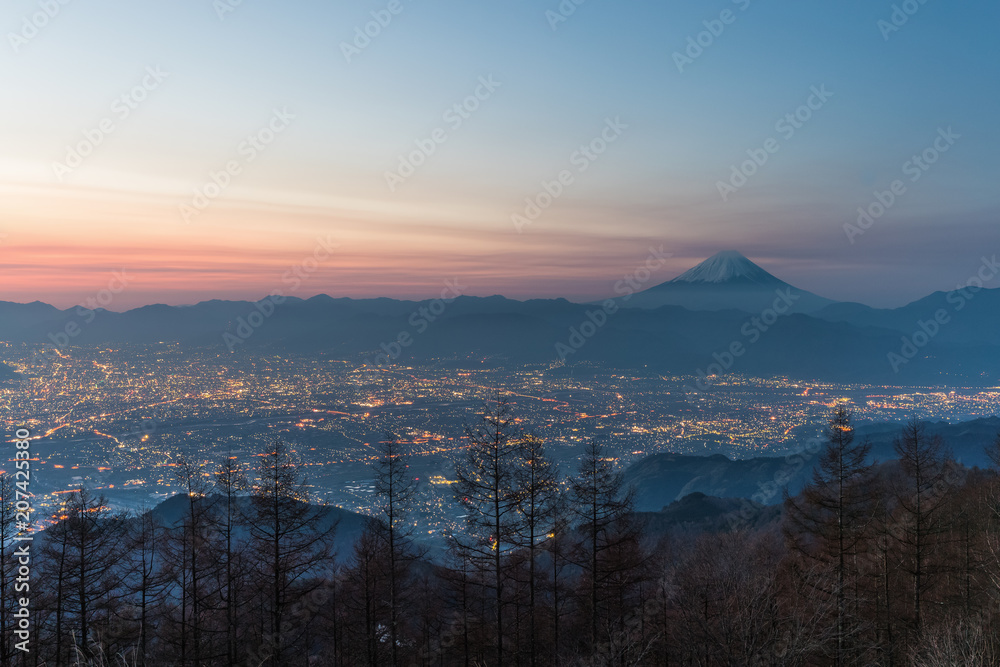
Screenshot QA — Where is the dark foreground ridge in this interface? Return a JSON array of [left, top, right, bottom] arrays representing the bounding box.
[[4, 276, 1000, 384], [5, 402, 1000, 665]]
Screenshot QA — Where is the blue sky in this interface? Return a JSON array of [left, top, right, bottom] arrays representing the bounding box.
[[2, 0, 998, 308]]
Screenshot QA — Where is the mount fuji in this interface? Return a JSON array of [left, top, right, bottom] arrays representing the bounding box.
[[622, 250, 836, 314], [3, 252, 1000, 382]]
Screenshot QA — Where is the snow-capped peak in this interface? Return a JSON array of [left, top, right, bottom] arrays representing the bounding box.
[[670, 251, 781, 285]]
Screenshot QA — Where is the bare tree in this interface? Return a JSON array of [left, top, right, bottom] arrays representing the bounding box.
[[169, 455, 216, 665], [342, 528, 388, 666], [373, 434, 420, 666], [513, 434, 559, 667], [50, 489, 128, 662], [214, 452, 248, 666], [546, 494, 574, 667], [910, 617, 995, 666], [569, 440, 638, 655], [783, 406, 878, 664], [892, 418, 953, 638], [670, 530, 791, 665], [121, 507, 169, 666], [38, 497, 73, 666], [986, 431, 1000, 471], [451, 392, 525, 666], [244, 437, 336, 666]]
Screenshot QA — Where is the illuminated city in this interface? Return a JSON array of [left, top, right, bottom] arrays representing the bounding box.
[[4, 341, 998, 538]]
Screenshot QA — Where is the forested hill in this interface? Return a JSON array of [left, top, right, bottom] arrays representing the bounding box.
[[8, 409, 1000, 665], [4, 288, 1000, 384], [625, 415, 1000, 511]]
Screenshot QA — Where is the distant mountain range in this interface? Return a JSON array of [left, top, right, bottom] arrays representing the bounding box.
[[636, 493, 782, 534], [624, 451, 813, 512], [621, 250, 835, 313], [150, 492, 370, 557], [624, 416, 1000, 512], [3, 251, 1000, 385]]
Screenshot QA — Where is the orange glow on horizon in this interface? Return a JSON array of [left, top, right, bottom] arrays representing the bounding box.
[[1, 182, 687, 308]]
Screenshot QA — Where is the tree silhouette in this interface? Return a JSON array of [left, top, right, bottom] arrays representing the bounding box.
[[244, 437, 336, 666], [569, 440, 639, 655], [513, 434, 559, 667], [783, 405, 878, 664], [451, 392, 524, 666]]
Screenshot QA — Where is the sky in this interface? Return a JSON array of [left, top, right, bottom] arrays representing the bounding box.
[[1, 0, 998, 310]]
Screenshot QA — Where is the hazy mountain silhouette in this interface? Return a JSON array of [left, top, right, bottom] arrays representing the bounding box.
[[3, 252, 1000, 385], [621, 250, 836, 313], [624, 417, 1000, 513]]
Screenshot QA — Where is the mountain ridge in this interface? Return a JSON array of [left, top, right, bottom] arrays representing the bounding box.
[[622, 250, 836, 314], [670, 250, 784, 286], [3, 251, 1000, 385]]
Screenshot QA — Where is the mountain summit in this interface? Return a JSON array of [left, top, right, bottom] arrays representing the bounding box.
[[671, 250, 783, 285], [622, 250, 835, 314]]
